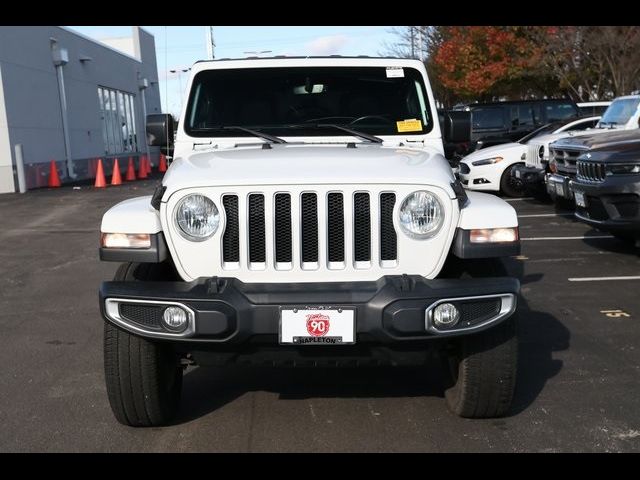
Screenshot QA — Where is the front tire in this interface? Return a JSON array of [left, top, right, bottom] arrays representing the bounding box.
[[500, 164, 526, 198], [443, 316, 518, 418], [103, 263, 183, 427]]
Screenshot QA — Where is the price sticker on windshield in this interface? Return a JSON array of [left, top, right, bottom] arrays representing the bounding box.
[[386, 67, 404, 78], [396, 118, 423, 132]]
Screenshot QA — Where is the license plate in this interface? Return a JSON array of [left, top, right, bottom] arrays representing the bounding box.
[[575, 190, 587, 208], [555, 182, 565, 197], [280, 307, 355, 345], [515, 170, 521, 179], [546, 181, 555, 194]]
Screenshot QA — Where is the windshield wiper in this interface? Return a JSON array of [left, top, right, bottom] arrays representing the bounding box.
[[284, 123, 383, 143], [316, 123, 384, 143], [192, 125, 287, 144]]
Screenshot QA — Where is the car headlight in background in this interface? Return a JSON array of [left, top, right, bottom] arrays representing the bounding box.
[[607, 164, 640, 175], [175, 194, 220, 241], [399, 191, 444, 238], [471, 156, 503, 166]]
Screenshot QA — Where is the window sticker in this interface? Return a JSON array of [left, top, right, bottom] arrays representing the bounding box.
[[396, 118, 423, 132], [386, 67, 404, 78]]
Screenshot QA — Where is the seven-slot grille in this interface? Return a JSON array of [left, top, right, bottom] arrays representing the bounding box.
[[221, 191, 397, 271], [527, 142, 545, 168], [577, 161, 606, 183]]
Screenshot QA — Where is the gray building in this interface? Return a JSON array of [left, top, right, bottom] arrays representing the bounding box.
[[0, 26, 162, 194]]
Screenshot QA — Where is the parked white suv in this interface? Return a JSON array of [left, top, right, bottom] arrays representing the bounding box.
[[458, 116, 600, 196], [98, 57, 521, 426]]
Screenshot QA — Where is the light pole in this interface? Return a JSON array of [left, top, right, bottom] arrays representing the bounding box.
[[169, 68, 191, 113]]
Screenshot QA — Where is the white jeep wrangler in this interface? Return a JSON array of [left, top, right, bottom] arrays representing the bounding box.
[[99, 57, 521, 426]]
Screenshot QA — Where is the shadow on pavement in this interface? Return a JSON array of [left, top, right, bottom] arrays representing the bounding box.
[[503, 254, 570, 416], [175, 363, 444, 425], [510, 296, 570, 416], [582, 235, 640, 256]]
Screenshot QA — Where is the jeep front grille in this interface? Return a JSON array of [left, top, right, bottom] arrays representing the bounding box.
[[576, 161, 606, 183], [527, 142, 545, 168], [166, 184, 454, 282], [221, 190, 397, 271]]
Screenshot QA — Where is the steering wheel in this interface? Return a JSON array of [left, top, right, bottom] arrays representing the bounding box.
[[349, 115, 393, 126]]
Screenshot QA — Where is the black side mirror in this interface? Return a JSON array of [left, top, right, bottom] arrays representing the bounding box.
[[442, 110, 471, 144], [146, 114, 175, 148]]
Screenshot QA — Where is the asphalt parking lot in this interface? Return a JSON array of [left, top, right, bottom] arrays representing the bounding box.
[[0, 180, 639, 452]]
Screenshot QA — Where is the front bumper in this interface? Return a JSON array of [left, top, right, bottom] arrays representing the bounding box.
[[100, 275, 519, 344], [571, 178, 640, 232], [546, 173, 574, 200], [512, 164, 545, 188]]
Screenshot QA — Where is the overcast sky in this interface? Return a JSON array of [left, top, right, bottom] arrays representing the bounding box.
[[67, 26, 400, 117]]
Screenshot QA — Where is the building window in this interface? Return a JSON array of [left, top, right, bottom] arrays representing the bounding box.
[[97, 86, 138, 155]]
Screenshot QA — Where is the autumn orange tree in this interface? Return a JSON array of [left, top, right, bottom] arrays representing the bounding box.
[[430, 26, 549, 102]]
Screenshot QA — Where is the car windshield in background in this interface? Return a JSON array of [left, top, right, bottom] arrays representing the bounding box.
[[517, 121, 565, 143], [184, 66, 433, 137], [599, 98, 640, 126]]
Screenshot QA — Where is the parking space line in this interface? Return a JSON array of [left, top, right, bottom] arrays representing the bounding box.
[[518, 213, 574, 218], [568, 276, 640, 282], [522, 235, 613, 241]]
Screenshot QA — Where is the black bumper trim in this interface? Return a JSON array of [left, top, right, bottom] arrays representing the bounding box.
[[100, 275, 520, 344], [99, 232, 168, 263], [512, 164, 546, 186]]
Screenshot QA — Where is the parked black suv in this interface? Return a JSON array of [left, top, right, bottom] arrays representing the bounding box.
[[455, 99, 580, 156], [570, 130, 640, 244]]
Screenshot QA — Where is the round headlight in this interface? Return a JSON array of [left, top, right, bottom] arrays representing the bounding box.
[[399, 191, 444, 238], [175, 194, 219, 241]]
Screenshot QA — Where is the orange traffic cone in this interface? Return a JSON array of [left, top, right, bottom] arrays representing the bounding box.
[[125, 157, 136, 181], [48, 159, 61, 188], [137, 155, 147, 179], [158, 153, 168, 172], [111, 158, 122, 186], [94, 158, 107, 188]]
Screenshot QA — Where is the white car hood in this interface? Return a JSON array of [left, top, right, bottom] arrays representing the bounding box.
[[461, 142, 525, 163], [162, 143, 456, 198], [528, 128, 607, 146]]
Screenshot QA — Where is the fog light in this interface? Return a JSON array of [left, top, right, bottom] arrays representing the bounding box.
[[432, 303, 460, 328], [162, 306, 188, 332]]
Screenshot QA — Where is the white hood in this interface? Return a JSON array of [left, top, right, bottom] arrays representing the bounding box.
[[461, 142, 526, 163], [528, 127, 609, 147], [162, 143, 457, 197]]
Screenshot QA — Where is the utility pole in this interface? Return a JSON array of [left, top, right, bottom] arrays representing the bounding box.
[[410, 26, 415, 59], [206, 26, 215, 60]]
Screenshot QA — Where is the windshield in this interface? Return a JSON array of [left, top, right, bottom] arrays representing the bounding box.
[[599, 97, 640, 125], [184, 66, 433, 138], [517, 121, 564, 143]]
